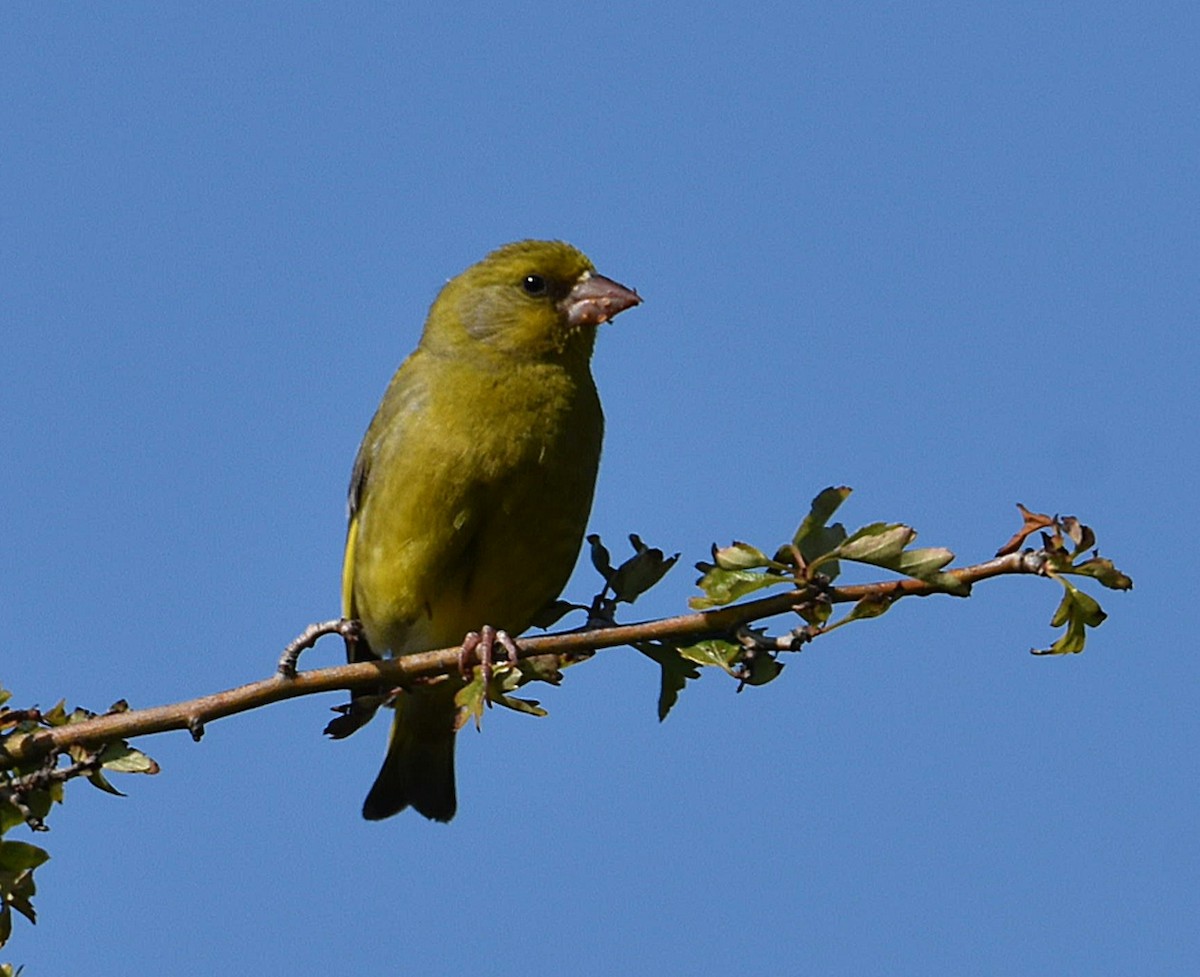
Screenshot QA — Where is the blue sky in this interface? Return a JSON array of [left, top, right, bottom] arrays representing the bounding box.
[[3, 3, 1196, 973]]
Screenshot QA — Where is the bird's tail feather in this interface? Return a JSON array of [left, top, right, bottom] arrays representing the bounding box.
[[362, 687, 458, 822]]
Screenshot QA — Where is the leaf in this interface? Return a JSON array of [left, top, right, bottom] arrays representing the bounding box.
[[0, 842, 49, 875], [454, 665, 553, 729], [832, 524, 967, 595], [454, 676, 487, 732], [677, 638, 740, 675], [490, 693, 548, 718], [0, 839, 49, 945], [996, 503, 1056, 556], [516, 655, 565, 685], [609, 535, 679, 604], [635, 641, 701, 721], [0, 864, 37, 925], [892, 546, 955, 578], [843, 593, 896, 621], [711, 541, 774, 571], [0, 786, 52, 835], [796, 597, 832, 627], [1060, 516, 1096, 555], [792, 486, 852, 548], [786, 486, 852, 580], [676, 638, 785, 689], [586, 534, 614, 580], [86, 769, 125, 797], [1034, 578, 1107, 655], [837, 522, 915, 562], [489, 666, 549, 717], [529, 599, 582, 630], [97, 741, 160, 775], [739, 652, 784, 687], [1068, 557, 1133, 591], [689, 566, 791, 610]]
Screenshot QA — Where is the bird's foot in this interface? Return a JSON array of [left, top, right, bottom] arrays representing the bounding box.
[[458, 625, 521, 699], [277, 617, 365, 677]]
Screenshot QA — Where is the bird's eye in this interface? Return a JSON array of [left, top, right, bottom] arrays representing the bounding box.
[[521, 274, 547, 295]]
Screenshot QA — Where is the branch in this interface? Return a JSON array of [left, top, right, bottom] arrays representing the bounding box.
[[0, 493, 1136, 950], [1, 548, 1046, 767]]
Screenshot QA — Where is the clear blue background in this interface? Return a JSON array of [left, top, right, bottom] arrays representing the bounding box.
[[3, 3, 1195, 974]]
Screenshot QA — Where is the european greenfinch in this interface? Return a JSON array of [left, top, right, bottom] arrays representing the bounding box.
[[340, 240, 641, 822]]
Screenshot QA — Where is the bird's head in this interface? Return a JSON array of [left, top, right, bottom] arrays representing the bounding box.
[[422, 240, 641, 366]]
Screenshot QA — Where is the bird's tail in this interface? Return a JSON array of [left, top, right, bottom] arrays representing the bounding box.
[[362, 686, 458, 822]]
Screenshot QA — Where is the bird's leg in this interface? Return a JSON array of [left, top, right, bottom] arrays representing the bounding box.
[[458, 626, 522, 694]]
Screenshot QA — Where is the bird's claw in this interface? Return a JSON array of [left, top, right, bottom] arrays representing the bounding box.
[[458, 626, 521, 699]]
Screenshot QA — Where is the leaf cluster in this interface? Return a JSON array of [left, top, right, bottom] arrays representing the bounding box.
[[997, 504, 1133, 654], [639, 490, 1132, 718], [0, 689, 158, 948]]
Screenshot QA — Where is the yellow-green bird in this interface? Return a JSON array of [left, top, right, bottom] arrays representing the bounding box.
[[341, 240, 641, 822]]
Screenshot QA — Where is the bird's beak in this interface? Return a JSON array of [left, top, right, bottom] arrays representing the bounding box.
[[561, 272, 642, 328]]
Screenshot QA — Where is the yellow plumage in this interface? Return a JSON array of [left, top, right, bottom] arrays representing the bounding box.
[[341, 240, 640, 821]]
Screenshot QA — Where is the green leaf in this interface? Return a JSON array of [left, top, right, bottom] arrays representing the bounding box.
[[792, 486, 852, 548], [676, 639, 785, 688], [0, 785, 52, 835], [0, 840, 48, 945], [0, 842, 49, 875], [837, 522, 915, 562], [1034, 578, 1107, 655], [454, 676, 487, 732], [796, 597, 832, 627], [786, 486, 852, 580], [0, 863, 37, 925], [689, 566, 791, 610], [86, 769, 125, 796], [739, 652, 785, 687], [843, 593, 896, 621], [490, 667, 549, 717], [711, 541, 774, 571], [491, 693, 548, 718], [1067, 557, 1133, 591], [97, 741, 160, 775], [635, 641, 701, 721], [831, 523, 967, 595], [455, 665, 553, 728], [677, 639, 740, 675]]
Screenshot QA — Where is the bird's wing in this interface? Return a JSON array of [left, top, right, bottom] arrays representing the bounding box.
[[341, 354, 436, 624]]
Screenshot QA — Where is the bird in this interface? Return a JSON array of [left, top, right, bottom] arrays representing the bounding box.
[[339, 240, 641, 821]]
